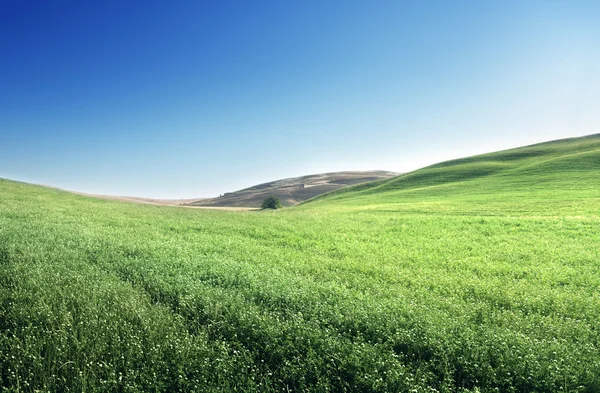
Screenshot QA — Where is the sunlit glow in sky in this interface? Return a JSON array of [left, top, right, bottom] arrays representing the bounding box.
[[1, 1, 599, 198]]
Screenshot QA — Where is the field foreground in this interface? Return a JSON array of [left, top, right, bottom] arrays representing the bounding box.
[[1, 135, 599, 392]]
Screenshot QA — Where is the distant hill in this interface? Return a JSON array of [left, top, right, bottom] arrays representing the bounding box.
[[186, 171, 399, 208]]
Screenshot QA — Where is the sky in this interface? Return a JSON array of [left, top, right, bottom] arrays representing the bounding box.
[[1, 1, 599, 198]]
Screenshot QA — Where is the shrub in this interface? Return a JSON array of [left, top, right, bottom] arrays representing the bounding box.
[[261, 196, 282, 209]]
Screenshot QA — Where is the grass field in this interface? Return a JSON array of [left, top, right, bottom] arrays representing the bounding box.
[[1, 134, 599, 392]]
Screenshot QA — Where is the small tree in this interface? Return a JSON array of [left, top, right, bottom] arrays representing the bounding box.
[[261, 196, 282, 210]]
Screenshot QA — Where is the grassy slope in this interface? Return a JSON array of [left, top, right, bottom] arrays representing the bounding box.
[[305, 134, 600, 212], [1, 134, 599, 392]]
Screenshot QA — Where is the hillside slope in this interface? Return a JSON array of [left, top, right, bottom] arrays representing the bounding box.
[[304, 134, 600, 211], [186, 170, 398, 208]]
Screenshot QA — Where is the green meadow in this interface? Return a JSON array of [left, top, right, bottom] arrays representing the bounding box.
[[1, 134, 599, 392]]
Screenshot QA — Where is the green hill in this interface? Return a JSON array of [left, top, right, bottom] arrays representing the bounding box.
[[1, 134, 599, 392], [304, 133, 600, 215]]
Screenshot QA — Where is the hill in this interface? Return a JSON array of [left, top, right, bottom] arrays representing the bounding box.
[[1, 134, 599, 392], [304, 133, 600, 211], [186, 170, 398, 208]]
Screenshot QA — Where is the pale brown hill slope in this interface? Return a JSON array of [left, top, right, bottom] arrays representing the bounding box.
[[186, 171, 399, 208]]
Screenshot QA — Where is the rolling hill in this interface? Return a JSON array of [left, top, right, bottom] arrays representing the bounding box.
[[1, 134, 599, 392], [186, 170, 398, 208], [304, 133, 600, 212]]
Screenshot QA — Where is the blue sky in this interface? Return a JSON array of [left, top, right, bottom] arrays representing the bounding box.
[[1, 1, 599, 198]]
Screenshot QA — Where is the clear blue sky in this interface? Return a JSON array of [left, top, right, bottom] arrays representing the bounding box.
[[1, 1, 599, 198]]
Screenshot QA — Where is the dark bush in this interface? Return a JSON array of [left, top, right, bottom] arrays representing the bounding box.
[[261, 196, 282, 210]]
